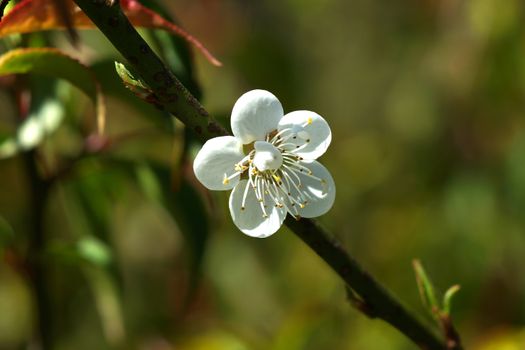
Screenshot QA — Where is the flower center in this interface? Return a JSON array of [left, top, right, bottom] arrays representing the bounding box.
[[224, 125, 325, 220], [252, 141, 283, 171]]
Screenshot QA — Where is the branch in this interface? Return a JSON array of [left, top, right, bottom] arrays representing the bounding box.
[[72, 1, 452, 348], [73, 0, 227, 143], [286, 218, 446, 349]]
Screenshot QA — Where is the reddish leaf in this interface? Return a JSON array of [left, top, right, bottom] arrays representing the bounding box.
[[0, 0, 221, 66]]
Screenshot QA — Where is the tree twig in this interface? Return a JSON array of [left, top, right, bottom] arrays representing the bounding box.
[[72, 0, 454, 348]]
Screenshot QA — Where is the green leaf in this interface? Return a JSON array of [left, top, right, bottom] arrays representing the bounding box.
[[114, 61, 156, 103], [91, 60, 174, 132], [0, 47, 106, 158], [412, 259, 439, 314], [442, 284, 461, 315], [76, 236, 112, 267], [114, 61, 150, 92]]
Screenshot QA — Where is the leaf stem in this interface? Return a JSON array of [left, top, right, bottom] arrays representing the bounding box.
[[73, 1, 454, 348], [24, 150, 53, 350]]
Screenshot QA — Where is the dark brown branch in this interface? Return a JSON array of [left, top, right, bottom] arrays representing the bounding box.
[[72, 1, 454, 348]]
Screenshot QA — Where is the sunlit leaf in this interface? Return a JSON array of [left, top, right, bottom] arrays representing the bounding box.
[[88, 60, 175, 137], [77, 236, 112, 267], [0, 48, 105, 158], [114, 61, 158, 106], [0, 0, 221, 66]]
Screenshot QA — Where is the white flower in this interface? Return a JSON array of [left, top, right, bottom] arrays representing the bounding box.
[[193, 89, 335, 238]]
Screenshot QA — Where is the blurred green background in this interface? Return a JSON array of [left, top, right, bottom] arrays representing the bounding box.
[[1, 0, 525, 349]]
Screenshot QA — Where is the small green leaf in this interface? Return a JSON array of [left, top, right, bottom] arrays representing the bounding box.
[[114, 61, 171, 114], [442, 284, 461, 315], [76, 236, 112, 267], [114, 61, 149, 90], [412, 259, 439, 314], [0, 47, 106, 158]]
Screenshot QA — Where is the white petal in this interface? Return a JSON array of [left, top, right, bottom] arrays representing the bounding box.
[[287, 161, 335, 218], [193, 136, 245, 191], [229, 180, 287, 238], [278, 111, 331, 160], [231, 90, 284, 144]]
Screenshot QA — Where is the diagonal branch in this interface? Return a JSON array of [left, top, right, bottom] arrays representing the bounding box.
[[72, 0, 453, 348]]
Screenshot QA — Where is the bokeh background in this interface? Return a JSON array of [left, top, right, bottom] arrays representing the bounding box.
[[1, 0, 525, 349]]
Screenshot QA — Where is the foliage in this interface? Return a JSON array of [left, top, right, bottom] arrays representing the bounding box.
[[1, 0, 525, 349]]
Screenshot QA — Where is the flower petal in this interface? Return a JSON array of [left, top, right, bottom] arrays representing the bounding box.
[[286, 160, 335, 218], [231, 89, 284, 144], [277, 110, 332, 160], [193, 136, 245, 190], [229, 180, 287, 238]]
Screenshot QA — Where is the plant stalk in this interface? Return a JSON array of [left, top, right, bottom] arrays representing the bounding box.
[[24, 150, 53, 350], [73, 1, 454, 348]]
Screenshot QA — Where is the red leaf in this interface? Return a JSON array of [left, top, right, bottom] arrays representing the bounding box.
[[0, 0, 221, 66]]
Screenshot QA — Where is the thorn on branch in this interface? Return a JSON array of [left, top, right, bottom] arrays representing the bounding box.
[[345, 286, 377, 319]]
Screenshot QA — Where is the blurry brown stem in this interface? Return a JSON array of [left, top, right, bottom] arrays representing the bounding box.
[[24, 150, 53, 350], [51, 0, 79, 44], [73, 0, 456, 348], [439, 314, 462, 350]]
